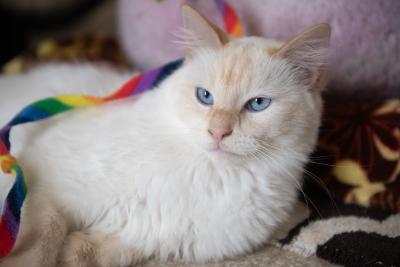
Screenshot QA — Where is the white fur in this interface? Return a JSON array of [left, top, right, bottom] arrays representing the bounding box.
[[0, 64, 133, 207], [0, 35, 325, 266]]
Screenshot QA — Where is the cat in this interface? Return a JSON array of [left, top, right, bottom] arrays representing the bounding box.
[[0, 6, 330, 267]]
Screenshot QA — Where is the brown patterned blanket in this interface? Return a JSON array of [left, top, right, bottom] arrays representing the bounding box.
[[281, 98, 400, 266]]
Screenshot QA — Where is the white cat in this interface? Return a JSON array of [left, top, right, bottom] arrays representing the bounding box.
[[0, 6, 330, 267]]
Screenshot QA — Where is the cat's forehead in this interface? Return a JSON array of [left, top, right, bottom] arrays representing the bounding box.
[[208, 38, 283, 97], [212, 45, 254, 88]]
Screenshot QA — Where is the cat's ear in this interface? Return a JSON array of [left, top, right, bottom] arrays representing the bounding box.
[[273, 23, 331, 88], [181, 5, 229, 58]]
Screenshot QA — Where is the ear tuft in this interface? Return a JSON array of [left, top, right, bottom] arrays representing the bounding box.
[[274, 23, 331, 86], [181, 5, 229, 58]]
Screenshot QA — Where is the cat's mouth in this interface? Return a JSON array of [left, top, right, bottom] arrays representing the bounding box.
[[209, 147, 239, 157]]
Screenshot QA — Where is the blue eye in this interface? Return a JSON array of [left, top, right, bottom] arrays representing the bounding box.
[[246, 97, 272, 112], [196, 87, 214, 106]]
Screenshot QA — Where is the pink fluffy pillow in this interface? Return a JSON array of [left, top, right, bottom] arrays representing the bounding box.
[[118, 0, 400, 98]]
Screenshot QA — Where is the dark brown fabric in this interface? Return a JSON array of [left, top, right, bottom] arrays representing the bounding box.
[[308, 99, 400, 212]]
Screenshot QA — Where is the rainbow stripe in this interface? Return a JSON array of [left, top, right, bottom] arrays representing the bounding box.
[[216, 0, 242, 37], [0, 0, 242, 259]]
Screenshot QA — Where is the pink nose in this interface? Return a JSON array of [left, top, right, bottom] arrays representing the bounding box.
[[208, 128, 233, 142]]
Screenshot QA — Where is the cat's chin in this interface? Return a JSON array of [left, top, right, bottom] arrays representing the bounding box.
[[208, 147, 240, 158]]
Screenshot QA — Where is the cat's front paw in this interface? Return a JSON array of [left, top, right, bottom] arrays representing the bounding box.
[[57, 231, 143, 267], [57, 232, 97, 267]]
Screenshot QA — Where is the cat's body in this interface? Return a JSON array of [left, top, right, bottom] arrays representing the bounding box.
[[0, 7, 330, 267]]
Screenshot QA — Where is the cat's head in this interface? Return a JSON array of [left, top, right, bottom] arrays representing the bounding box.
[[168, 6, 330, 162]]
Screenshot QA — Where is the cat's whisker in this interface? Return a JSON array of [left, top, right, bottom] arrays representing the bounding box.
[[306, 161, 338, 167], [253, 140, 339, 215], [257, 145, 328, 208], [255, 138, 338, 167], [255, 139, 302, 155], [254, 148, 323, 219], [309, 155, 333, 160], [247, 150, 300, 219], [300, 167, 341, 215]]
